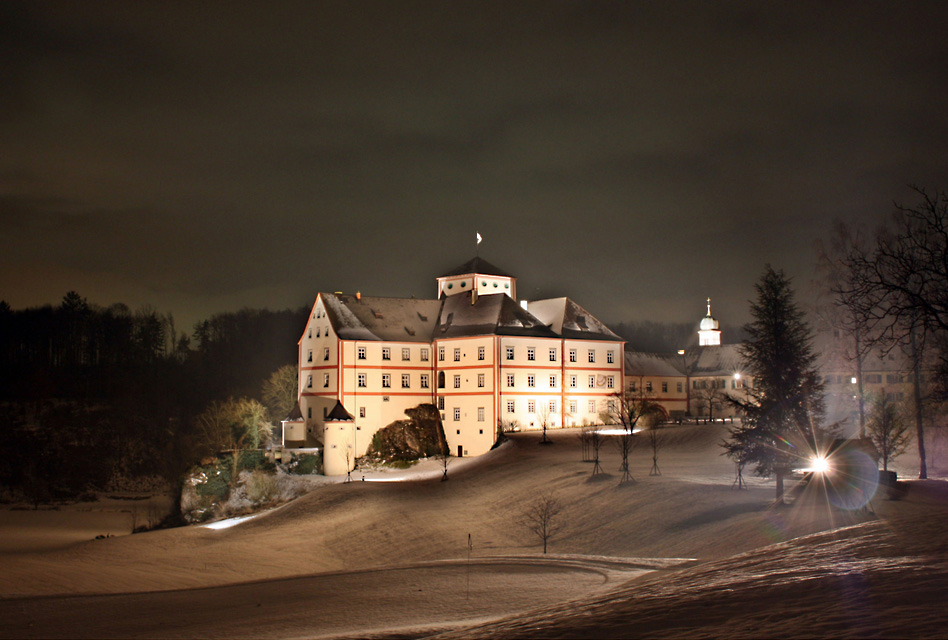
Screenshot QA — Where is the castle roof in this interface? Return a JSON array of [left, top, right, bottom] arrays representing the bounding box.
[[624, 351, 689, 377], [439, 257, 513, 278], [436, 291, 559, 339], [526, 297, 622, 342], [319, 294, 442, 342], [325, 401, 354, 422]]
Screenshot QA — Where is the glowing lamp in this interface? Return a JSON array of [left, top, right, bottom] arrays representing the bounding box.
[[811, 456, 830, 474], [851, 377, 858, 384]]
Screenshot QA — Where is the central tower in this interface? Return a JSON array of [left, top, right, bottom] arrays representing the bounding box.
[[436, 257, 517, 300]]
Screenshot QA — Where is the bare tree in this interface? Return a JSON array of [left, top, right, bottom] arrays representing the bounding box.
[[867, 392, 912, 472], [536, 402, 554, 444], [520, 491, 563, 554], [693, 384, 724, 423], [196, 397, 272, 486], [647, 425, 664, 476], [605, 389, 662, 483]]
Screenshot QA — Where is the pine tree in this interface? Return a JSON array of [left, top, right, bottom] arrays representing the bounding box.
[[724, 266, 826, 499]]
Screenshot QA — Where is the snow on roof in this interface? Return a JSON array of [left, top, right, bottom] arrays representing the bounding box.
[[320, 293, 442, 342], [624, 351, 688, 377], [691, 344, 744, 376], [437, 291, 558, 339]]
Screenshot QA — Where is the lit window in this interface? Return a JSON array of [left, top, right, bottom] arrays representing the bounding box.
[[549, 400, 556, 413], [607, 351, 614, 364], [588, 350, 595, 363], [453, 407, 460, 421], [421, 348, 429, 361], [506, 347, 514, 360], [359, 407, 366, 418], [527, 375, 535, 388], [439, 347, 445, 361], [420, 374, 429, 389], [527, 347, 535, 361], [507, 374, 515, 387], [454, 375, 461, 389], [454, 348, 461, 362], [588, 375, 596, 388], [477, 407, 485, 422], [478, 346, 485, 361], [569, 349, 577, 362], [588, 400, 596, 412], [401, 374, 410, 388], [382, 374, 391, 388], [528, 400, 536, 413], [382, 348, 391, 361], [507, 400, 515, 413], [358, 373, 367, 388], [569, 375, 577, 388], [607, 376, 614, 389], [549, 375, 557, 388], [402, 348, 410, 361], [549, 348, 557, 362], [569, 400, 577, 414], [477, 373, 485, 388], [358, 346, 366, 360]]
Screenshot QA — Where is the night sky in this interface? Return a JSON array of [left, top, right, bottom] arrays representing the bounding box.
[[3, 1, 947, 334]]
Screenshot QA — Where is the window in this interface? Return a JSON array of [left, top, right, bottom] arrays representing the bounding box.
[[438, 396, 444, 410], [438, 371, 445, 388], [606, 376, 614, 389], [477, 373, 485, 388], [420, 374, 429, 389], [527, 347, 535, 361], [507, 400, 515, 413], [588, 400, 596, 413], [646, 381, 653, 392], [507, 374, 515, 387], [607, 351, 615, 364], [866, 374, 882, 383], [527, 375, 535, 388], [382, 347, 391, 360], [382, 374, 391, 388], [421, 348, 429, 362], [478, 346, 485, 361], [549, 375, 557, 388], [359, 407, 366, 418], [323, 347, 329, 361], [358, 373, 367, 388], [588, 350, 595, 363], [506, 347, 514, 360], [630, 381, 637, 392], [528, 400, 536, 413], [549, 348, 557, 362], [588, 375, 596, 388], [358, 346, 366, 360], [662, 381, 668, 393], [453, 407, 460, 421], [454, 348, 461, 362], [402, 348, 410, 361], [439, 347, 445, 361], [323, 373, 330, 388], [316, 328, 320, 338], [569, 349, 577, 362], [401, 374, 410, 388], [306, 375, 312, 388], [308, 328, 312, 338], [453, 374, 461, 389], [307, 350, 312, 362], [677, 382, 683, 393], [308, 407, 312, 418], [477, 407, 485, 422], [569, 400, 577, 414], [549, 400, 556, 413]]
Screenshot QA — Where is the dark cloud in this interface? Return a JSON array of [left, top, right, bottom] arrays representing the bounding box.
[[1, 0, 947, 331]]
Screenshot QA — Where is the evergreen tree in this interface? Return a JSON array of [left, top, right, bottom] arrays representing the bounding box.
[[724, 266, 826, 499]]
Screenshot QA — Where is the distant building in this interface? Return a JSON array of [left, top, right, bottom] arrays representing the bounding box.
[[293, 257, 625, 475]]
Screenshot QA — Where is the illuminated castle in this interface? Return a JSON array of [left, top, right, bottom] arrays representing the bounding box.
[[289, 257, 625, 475]]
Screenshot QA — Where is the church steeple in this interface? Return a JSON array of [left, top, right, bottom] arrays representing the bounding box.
[[698, 298, 722, 346]]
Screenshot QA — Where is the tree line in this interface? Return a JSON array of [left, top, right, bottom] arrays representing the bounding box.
[[0, 293, 308, 504]]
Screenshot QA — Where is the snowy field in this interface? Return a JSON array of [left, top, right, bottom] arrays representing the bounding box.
[[1, 424, 947, 638]]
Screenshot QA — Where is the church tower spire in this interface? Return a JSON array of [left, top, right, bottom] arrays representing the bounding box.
[[698, 298, 722, 346]]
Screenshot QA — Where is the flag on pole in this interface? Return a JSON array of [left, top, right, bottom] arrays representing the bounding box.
[[476, 232, 482, 245]]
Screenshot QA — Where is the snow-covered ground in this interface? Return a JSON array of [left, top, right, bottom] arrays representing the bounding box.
[[1, 425, 945, 638]]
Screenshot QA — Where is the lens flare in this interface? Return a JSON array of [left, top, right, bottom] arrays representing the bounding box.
[[811, 456, 830, 473]]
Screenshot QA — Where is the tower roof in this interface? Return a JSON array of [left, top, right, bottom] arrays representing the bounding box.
[[439, 257, 513, 278], [699, 297, 720, 331]]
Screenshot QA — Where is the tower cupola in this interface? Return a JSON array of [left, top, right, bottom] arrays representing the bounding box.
[[698, 298, 722, 346], [436, 257, 516, 300]]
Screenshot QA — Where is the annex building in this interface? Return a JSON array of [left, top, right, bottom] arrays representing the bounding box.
[[289, 257, 625, 474]]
